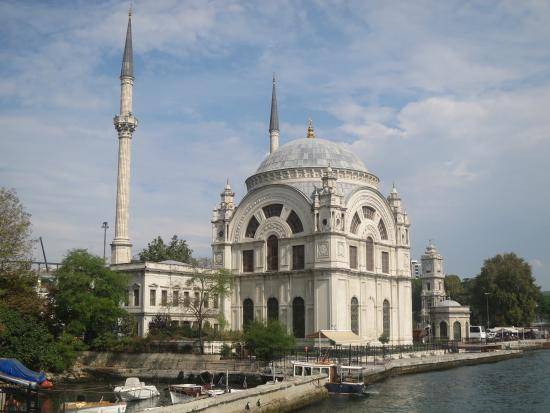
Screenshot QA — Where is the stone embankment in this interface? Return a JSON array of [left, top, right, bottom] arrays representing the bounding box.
[[71, 352, 260, 381], [361, 349, 522, 384], [151, 375, 328, 413]]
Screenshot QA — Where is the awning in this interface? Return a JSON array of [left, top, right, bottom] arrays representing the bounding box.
[[306, 330, 363, 346]]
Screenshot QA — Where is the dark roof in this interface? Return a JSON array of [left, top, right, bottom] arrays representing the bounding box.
[[269, 76, 279, 132], [120, 14, 133, 78]]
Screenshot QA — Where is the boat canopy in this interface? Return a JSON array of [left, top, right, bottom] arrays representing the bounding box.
[[0, 359, 47, 384]]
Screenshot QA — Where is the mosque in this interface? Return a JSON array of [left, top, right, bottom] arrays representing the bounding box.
[[111, 12, 414, 344]]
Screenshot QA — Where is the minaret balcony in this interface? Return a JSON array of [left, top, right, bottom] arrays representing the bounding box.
[[114, 114, 138, 134]]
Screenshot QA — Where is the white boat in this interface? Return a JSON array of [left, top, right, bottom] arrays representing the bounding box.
[[114, 377, 160, 401], [63, 401, 127, 413], [169, 384, 203, 404]]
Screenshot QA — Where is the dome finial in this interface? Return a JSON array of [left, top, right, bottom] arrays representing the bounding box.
[[307, 118, 315, 139]]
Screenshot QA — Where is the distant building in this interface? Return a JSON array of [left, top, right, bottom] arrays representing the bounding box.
[[410, 260, 421, 278], [420, 242, 470, 340]]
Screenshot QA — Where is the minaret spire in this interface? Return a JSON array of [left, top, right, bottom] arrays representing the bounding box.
[[269, 74, 280, 153], [111, 10, 138, 264]]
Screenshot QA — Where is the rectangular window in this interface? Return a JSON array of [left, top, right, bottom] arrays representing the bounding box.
[[161, 290, 168, 306], [150, 289, 156, 306], [173, 290, 179, 306], [184, 291, 190, 307], [204, 293, 209, 308], [382, 251, 389, 274], [243, 250, 254, 273], [124, 290, 129, 306], [182, 320, 191, 328], [134, 289, 140, 306], [349, 246, 358, 269], [292, 245, 305, 270], [194, 291, 200, 308], [213, 294, 219, 309]]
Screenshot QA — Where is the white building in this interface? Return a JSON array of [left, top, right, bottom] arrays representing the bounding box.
[[109, 13, 414, 344], [410, 260, 422, 278]]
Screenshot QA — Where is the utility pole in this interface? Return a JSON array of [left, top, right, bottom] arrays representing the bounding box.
[[101, 222, 109, 263]]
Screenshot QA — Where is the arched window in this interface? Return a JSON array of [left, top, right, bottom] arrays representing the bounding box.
[[286, 210, 303, 234], [366, 237, 374, 272], [362, 206, 375, 220], [440, 321, 448, 339], [350, 212, 361, 234], [267, 235, 279, 271], [292, 297, 305, 338], [243, 299, 254, 328], [267, 297, 279, 321], [383, 300, 390, 338], [262, 204, 283, 218], [245, 216, 260, 238], [378, 219, 388, 240], [351, 297, 359, 334], [453, 321, 461, 341]]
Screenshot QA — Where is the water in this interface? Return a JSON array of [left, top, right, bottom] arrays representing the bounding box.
[[296, 350, 550, 413]]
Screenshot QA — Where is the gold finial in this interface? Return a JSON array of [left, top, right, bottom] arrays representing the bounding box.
[[128, 1, 133, 17], [307, 118, 315, 139]]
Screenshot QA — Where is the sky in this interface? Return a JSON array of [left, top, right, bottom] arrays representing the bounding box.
[[1, 0, 549, 288]]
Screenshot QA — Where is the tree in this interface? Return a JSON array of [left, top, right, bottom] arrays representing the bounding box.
[[244, 320, 295, 362], [469, 253, 540, 327], [411, 277, 422, 324], [444, 274, 470, 305], [0, 188, 43, 317], [538, 292, 550, 322], [52, 249, 129, 344], [0, 306, 79, 373], [138, 235, 193, 263], [183, 268, 233, 354]]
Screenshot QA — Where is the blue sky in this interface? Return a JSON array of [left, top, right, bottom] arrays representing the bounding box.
[[1, 0, 549, 288]]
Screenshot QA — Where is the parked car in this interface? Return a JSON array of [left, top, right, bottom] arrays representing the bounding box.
[[469, 325, 486, 341]]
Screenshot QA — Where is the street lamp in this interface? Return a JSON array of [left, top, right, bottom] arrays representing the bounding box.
[[101, 221, 109, 263], [484, 292, 491, 329]]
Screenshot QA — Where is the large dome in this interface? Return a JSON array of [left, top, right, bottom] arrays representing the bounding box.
[[256, 138, 368, 174]]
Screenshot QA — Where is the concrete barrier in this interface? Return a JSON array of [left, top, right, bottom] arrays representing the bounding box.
[[149, 375, 328, 413]]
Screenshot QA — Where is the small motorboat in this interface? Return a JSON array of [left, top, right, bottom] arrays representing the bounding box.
[[0, 358, 53, 389], [63, 401, 127, 413], [169, 384, 204, 404], [324, 366, 366, 395], [114, 377, 159, 401]]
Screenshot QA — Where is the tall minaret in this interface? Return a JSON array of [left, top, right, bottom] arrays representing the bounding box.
[[269, 75, 279, 153], [111, 10, 138, 264]]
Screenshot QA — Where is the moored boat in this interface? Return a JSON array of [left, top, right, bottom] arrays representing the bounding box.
[[113, 377, 159, 401], [169, 384, 204, 404], [292, 361, 366, 395], [0, 358, 53, 389]]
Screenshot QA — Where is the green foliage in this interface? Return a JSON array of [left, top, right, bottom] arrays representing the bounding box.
[[379, 333, 389, 344], [0, 306, 79, 373], [411, 277, 422, 323], [138, 235, 193, 263], [220, 343, 232, 359], [52, 249, 129, 344], [538, 292, 550, 321], [244, 320, 295, 362], [0, 187, 33, 267], [469, 253, 541, 327]]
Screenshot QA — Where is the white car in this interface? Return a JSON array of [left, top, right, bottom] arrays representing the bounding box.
[[469, 325, 487, 341]]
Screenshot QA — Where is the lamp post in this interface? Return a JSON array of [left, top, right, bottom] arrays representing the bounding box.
[[484, 292, 490, 329], [101, 221, 109, 263]]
